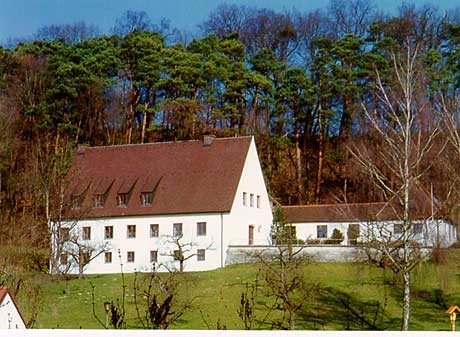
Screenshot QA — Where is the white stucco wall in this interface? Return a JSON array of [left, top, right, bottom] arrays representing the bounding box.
[[223, 138, 273, 253], [291, 219, 457, 247], [59, 212, 224, 274], [0, 293, 26, 329]]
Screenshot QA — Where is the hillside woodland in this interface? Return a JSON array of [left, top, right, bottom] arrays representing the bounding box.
[[1, 1, 460, 272]]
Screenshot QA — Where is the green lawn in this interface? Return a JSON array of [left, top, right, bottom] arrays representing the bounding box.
[[15, 250, 460, 330]]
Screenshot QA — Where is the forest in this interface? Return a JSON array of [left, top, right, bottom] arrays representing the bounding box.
[[1, 0, 460, 271]]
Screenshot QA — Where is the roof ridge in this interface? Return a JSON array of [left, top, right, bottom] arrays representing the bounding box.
[[282, 202, 388, 208], [81, 136, 253, 150]]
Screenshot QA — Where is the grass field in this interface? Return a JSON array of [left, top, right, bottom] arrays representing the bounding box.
[[14, 250, 460, 330]]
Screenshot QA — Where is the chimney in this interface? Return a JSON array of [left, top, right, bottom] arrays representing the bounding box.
[[203, 135, 216, 147]]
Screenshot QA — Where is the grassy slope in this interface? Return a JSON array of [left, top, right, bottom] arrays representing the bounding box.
[[20, 250, 460, 330]]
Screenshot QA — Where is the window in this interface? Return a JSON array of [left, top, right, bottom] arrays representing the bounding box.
[[393, 223, 402, 234], [197, 249, 205, 261], [105, 252, 112, 263], [286, 226, 297, 241], [82, 227, 91, 240], [173, 250, 182, 261], [150, 224, 159, 237], [348, 224, 360, 245], [82, 251, 91, 265], [257, 195, 261, 208], [413, 223, 423, 234], [248, 225, 254, 245], [250, 194, 254, 207], [243, 192, 247, 206], [197, 222, 206, 236], [94, 194, 104, 208], [127, 225, 136, 238], [117, 193, 128, 207], [173, 223, 182, 237], [59, 228, 70, 242], [317, 225, 327, 239], [127, 251, 135, 263], [60, 253, 68, 265], [104, 226, 113, 239], [141, 192, 153, 206], [150, 250, 158, 263], [71, 195, 81, 209]]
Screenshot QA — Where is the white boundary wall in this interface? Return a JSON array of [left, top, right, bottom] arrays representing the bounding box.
[[225, 245, 434, 265]]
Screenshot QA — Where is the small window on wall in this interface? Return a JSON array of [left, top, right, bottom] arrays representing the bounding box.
[[317, 225, 327, 239], [82, 227, 91, 240], [150, 250, 158, 263], [104, 226, 113, 239], [71, 195, 82, 209], [173, 223, 183, 237], [60, 253, 68, 265], [197, 222, 206, 236], [413, 223, 423, 234], [141, 192, 153, 206], [173, 250, 182, 261], [127, 225, 136, 238], [197, 249, 205, 261], [257, 195, 261, 208], [94, 194, 104, 208], [82, 252, 91, 265], [127, 251, 135, 263], [348, 223, 360, 245], [243, 192, 247, 206], [60, 228, 70, 242], [105, 252, 112, 263], [394, 223, 402, 234], [250, 194, 254, 207], [248, 225, 254, 245], [117, 193, 128, 207], [150, 224, 159, 237]]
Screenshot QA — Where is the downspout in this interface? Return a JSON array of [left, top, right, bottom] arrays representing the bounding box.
[[220, 213, 224, 268]]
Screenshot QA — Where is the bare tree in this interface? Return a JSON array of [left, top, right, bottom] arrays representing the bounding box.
[[327, 0, 378, 38], [253, 207, 311, 330], [34, 22, 100, 43], [161, 233, 213, 273], [133, 270, 193, 329], [59, 225, 108, 278], [348, 43, 441, 330], [200, 3, 248, 38], [112, 10, 152, 37]]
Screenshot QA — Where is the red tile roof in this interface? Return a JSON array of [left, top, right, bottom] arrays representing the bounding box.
[[65, 137, 252, 219], [281, 203, 398, 223], [0, 287, 7, 303], [281, 200, 435, 223]]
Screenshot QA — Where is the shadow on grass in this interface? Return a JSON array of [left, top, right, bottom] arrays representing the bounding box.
[[299, 286, 394, 330]]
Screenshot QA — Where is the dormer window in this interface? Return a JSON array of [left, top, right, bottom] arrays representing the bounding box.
[[141, 192, 153, 206], [117, 193, 128, 207], [94, 194, 104, 208], [71, 195, 82, 209]]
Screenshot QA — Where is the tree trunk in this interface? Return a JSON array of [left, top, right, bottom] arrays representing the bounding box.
[[315, 105, 324, 204], [141, 101, 149, 144], [401, 269, 411, 331], [295, 128, 304, 204], [79, 248, 84, 279], [289, 310, 295, 330]]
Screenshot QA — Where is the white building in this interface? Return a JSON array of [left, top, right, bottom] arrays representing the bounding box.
[[281, 203, 457, 247], [0, 288, 26, 329], [52, 136, 273, 274]]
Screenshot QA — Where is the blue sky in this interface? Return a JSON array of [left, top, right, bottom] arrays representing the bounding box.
[[0, 0, 458, 43]]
